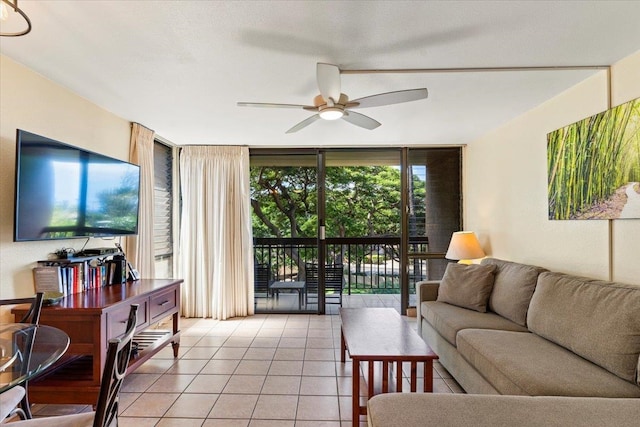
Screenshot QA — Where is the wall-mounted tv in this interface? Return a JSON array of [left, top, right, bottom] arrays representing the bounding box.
[[14, 130, 140, 241]]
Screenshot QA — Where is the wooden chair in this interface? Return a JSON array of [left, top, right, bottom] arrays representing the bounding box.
[[0, 292, 44, 421], [7, 304, 139, 427], [305, 264, 345, 306]]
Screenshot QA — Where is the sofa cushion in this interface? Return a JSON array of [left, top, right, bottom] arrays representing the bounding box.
[[367, 394, 640, 427], [457, 329, 640, 397], [481, 258, 546, 326], [436, 263, 496, 312], [528, 272, 640, 384], [421, 301, 528, 347]]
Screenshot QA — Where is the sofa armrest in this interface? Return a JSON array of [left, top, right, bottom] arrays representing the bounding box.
[[416, 280, 440, 302], [415, 280, 439, 335]]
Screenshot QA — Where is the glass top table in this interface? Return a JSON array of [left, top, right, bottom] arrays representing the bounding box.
[[0, 323, 70, 393]]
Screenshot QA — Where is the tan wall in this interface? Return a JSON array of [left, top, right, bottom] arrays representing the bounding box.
[[0, 55, 131, 313], [465, 50, 640, 284]]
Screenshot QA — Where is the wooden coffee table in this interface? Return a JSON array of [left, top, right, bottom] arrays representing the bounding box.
[[340, 307, 438, 426]]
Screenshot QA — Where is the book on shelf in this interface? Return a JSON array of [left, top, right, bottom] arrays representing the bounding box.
[[37, 258, 114, 296]]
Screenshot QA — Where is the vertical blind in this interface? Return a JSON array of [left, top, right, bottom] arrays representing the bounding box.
[[154, 141, 173, 261]]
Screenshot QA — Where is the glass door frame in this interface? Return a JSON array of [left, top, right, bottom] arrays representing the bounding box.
[[316, 150, 326, 314]]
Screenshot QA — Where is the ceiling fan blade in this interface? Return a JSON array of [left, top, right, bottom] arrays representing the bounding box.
[[317, 63, 341, 103], [286, 114, 321, 134], [350, 88, 428, 109], [237, 102, 315, 110], [341, 111, 381, 130]]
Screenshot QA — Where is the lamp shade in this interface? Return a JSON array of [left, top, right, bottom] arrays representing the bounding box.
[[445, 231, 486, 261]]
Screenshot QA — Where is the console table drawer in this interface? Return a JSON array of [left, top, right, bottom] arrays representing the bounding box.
[[107, 299, 149, 340], [150, 287, 178, 321]]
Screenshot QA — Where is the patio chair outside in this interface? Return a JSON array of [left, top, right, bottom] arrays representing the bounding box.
[[254, 263, 273, 298], [305, 263, 345, 306]]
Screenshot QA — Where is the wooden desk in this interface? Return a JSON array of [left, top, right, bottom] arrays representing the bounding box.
[[12, 278, 182, 405], [340, 308, 438, 427]]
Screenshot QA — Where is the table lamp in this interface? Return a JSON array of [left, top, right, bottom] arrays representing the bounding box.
[[445, 231, 486, 264]]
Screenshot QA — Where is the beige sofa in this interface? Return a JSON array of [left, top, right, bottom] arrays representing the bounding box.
[[367, 258, 640, 426]]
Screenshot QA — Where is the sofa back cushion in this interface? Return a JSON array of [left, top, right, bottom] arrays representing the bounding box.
[[528, 272, 640, 385], [481, 258, 547, 327]]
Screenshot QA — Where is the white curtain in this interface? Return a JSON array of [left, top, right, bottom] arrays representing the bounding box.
[[127, 123, 155, 278], [178, 146, 254, 319]]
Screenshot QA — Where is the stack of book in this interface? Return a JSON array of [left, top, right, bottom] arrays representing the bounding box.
[[33, 257, 126, 296]]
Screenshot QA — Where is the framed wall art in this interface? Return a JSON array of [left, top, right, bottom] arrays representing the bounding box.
[[548, 97, 640, 220]]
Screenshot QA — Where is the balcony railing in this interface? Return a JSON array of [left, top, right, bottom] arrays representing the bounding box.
[[254, 236, 443, 295]]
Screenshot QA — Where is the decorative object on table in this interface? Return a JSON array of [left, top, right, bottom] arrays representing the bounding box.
[[114, 242, 140, 281], [32, 266, 63, 294], [548, 97, 640, 220], [41, 291, 64, 306], [445, 231, 486, 264]]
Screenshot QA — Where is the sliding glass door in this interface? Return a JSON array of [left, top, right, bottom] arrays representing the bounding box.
[[250, 148, 461, 314], [250, 151, 319, 313]]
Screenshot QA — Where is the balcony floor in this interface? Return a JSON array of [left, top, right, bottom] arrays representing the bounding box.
[[255, 293, 408, 315]]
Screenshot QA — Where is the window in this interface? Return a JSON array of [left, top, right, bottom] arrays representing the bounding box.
[[154, 141, 173, 277]]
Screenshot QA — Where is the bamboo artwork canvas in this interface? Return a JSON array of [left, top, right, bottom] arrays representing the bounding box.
[[547, 97, 640, 220]]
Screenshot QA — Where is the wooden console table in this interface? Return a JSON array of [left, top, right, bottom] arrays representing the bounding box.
[[12, 278, 182, 405], [340, 308, 438, 427]]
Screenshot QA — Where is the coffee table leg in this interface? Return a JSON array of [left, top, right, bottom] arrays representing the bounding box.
[[424, 360, 434, 392], [410, 361, 417, 392], [382, 361, 389, 393], [352, 359, 360, 427], [340, 329, 346, 363], [368, 361, 374, 398], [396, 361, 403, 392]]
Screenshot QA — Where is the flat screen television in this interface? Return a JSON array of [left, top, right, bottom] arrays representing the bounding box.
[[14, 130, 140, 241]]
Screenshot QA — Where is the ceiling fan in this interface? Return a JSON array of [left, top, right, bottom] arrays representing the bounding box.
[[237, 63, 428, 133]]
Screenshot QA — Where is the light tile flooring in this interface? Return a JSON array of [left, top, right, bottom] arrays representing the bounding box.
[[27, 298, 463, 426]]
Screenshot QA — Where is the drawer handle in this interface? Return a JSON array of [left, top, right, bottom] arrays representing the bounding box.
[[159, 300, 170, 306]]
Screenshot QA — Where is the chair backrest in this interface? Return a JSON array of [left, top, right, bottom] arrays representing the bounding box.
[[305, 263, 319, 293], [254, 263, 273, 294], [93, 304, 138, 427], [0, 293, 44, 325], [324, 265, 344, 294], [304, 264, 343, 294]]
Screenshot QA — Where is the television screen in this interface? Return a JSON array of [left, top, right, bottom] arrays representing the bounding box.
[[14, 130, 140, 241]]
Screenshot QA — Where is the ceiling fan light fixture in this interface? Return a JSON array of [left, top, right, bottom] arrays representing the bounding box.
[[319, 107, 344, 120], [0, 0, 32, 37]]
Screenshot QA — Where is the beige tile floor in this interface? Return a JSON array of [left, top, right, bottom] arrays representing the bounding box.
[[27, 299, 463, 426]]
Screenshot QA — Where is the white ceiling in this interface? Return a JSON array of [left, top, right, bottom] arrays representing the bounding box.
[[1, 1, 639, 147]]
